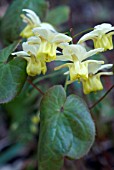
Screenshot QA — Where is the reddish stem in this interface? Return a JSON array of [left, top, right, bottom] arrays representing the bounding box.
[[27, 79, 45, 95]]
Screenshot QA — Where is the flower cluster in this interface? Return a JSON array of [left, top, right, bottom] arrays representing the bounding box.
[[55, 43, 113, 94], [78, 23, 114, 51], [12, 9, 72, 76], [13, 9, 113, 94]]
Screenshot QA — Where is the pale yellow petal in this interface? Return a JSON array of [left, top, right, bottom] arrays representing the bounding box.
[[33, 28, 54, 41], [22, 9, 41, 25], [78, 31, 97, 44], [41, 23, 56, 32], [27, 36, 41, 44], [97, 64, 113, 72], [56, 55, 72, 61], [86, 60, 104, 74], [94, 23, 114, 34], [52, 33, 72, 43], [81, 70, 113, 94], [20, 25, 34, 38], [84, 48, 104, 60], [12, 51, 29, 56], [22, 42, 39, 56]]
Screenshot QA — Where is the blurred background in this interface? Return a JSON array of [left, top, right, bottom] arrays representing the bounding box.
[[0, 0, 114, 170]]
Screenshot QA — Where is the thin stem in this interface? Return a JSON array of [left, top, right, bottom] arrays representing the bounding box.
[[73, 28, 93, 39], [64, 74, 69, 91], [70, 28, 74, 44], [27, 78, 45, 95], [89, 84, 114, 110]]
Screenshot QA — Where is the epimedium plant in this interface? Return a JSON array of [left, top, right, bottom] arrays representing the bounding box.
[[0, 0, 114, 170]]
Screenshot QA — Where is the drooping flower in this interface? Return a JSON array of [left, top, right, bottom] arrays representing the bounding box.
[[12, 39, 47, 76], [81, 63, 113, 94], [78, 23, 114, 51], [55, 44, 104, 81], [23, 55, 46, 76], [20, 9, 56, 38], [32, 28, 72, 62]]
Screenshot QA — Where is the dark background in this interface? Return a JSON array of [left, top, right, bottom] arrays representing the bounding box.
[[0, 0, 114, 170]]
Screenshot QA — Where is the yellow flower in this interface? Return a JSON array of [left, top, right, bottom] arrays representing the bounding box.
[[78, 23, 114, 51], [20, 9, 56, 38], [32, 28, 72, 62], [23, 56, 46, 76], [12, 39, 47, 76], [55, 44, 104, 81], [81, 63, 113, 94]]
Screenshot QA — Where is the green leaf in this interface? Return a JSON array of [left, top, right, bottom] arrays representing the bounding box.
[[0, 41, 18, 62], [0, 43, 27, 103], [0, 0, 48, 44], [39, 85, 95, 170], [46, 6, 70, 26]]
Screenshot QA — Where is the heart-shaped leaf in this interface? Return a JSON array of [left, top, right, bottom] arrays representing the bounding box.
[[0, 42, 27, 103], [0, 0, 48, 44], [39, 85, 95, 170]]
